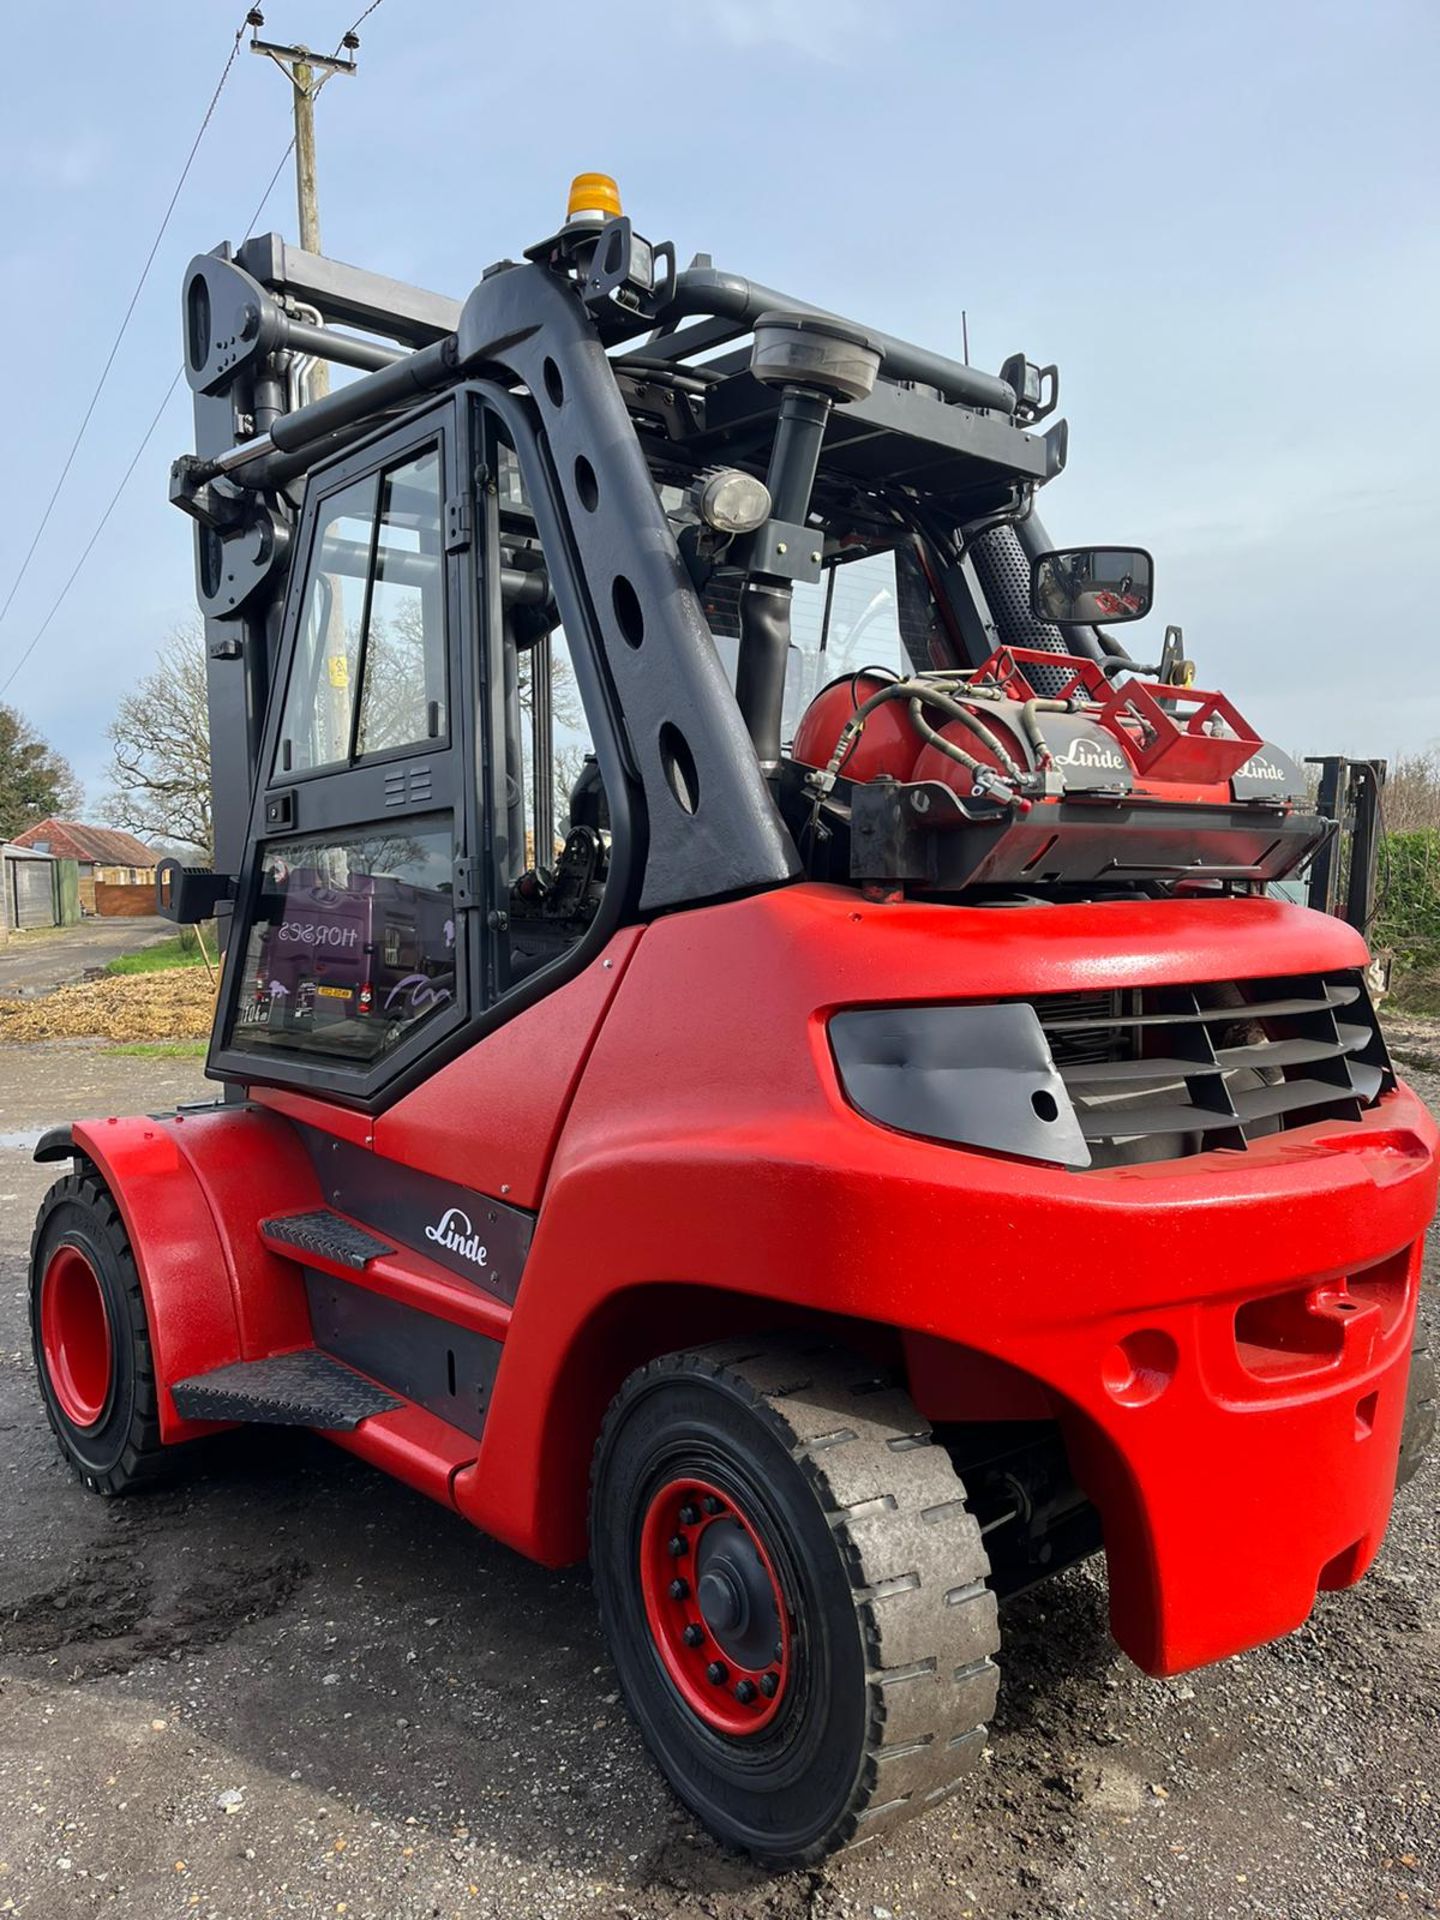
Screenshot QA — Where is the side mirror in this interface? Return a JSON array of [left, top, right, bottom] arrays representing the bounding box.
[[1032, 546, 1154, 625]]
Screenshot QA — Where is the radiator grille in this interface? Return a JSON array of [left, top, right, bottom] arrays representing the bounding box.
[[1032, 972, 1393, 1168]]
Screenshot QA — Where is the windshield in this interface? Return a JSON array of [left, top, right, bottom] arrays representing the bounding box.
[[699, 545, 943, 746]]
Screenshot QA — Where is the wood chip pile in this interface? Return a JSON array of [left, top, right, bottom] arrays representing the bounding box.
[[0, 970, 217, 1043]]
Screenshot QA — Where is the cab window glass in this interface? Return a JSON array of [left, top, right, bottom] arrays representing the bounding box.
[[491, 423, 607, 991], [698, 548, 936, 745], [356, 449, 446, 756], [231, 823, 456, 1065], [278, 475, 376, 775], [274, 445, 446, 779]]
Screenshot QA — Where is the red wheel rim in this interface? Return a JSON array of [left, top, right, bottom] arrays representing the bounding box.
[[639, 1474, 792, 1736], [40, 1244, 113, 1430]]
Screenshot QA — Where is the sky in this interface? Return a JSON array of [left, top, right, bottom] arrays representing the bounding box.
[[1, 0, 1437, 811]]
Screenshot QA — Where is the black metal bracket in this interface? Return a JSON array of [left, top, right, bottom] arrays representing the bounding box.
[[155, 858, 236, 925]]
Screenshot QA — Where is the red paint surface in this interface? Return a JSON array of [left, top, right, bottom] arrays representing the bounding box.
[[453, 886, 1438, 1676], [40, 1244, 112, 1428], [83, 883, 1440, 1678], [375, 930, 642, 1208], [640, 1474, 790, 1735], [790, 652, 1267, 809], [327, 1397, 477, 1506], [72, 1107, 317, 1438]]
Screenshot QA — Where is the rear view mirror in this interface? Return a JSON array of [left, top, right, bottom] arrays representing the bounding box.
[[1032, 546, 1154, 625]]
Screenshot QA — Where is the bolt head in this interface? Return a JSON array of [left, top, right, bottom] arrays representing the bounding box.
[[668, 1535, 687, 1557], [701, 1495, 723, 1515], [734, 1679, 757, 1704], [705, 1661, 728, 1686], [668, 1578, 689, 1601], [682, 1624, 705, 1648], [759, 1672, 779, 1698], [677, 1503, 699, 1527]]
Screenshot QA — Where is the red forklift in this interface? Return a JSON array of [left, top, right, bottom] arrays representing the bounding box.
[[29, 176, 1436, 1864]]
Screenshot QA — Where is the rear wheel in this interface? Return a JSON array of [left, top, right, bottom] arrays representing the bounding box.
[[590, 1337, 1000, 1865], [29, 1169, 171, 1495]]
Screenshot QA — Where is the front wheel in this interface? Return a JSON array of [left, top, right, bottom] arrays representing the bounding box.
[[589, 1337, 1000, 1865], [29, 1168, 172, 1495]]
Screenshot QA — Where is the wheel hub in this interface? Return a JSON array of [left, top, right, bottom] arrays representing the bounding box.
[[640, 1475, 791, 1735], [40, 1243, 113, 1430]]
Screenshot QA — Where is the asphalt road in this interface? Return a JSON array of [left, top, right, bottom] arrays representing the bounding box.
[[0, 1040, 1436, 1920], [0, 919, 172, 994]]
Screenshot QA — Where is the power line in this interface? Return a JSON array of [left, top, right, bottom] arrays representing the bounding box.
[[0, 145, 296, 704], [0, 0, 386, 704], [0, 375, 183, 702], [243, 138, 297, 242], [0, 9, 254, 639]]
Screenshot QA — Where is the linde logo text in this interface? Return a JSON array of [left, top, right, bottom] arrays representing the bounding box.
[[424, 1206, 488, 1268], [1053, 734, 1126, 771], [1237, 753, 1287, 782]]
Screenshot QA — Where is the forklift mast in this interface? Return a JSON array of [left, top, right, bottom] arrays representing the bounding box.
[[1306, 755, 1387, 935]]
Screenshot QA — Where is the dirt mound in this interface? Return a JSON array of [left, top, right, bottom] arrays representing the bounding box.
[[0, 967, 217, 1042]]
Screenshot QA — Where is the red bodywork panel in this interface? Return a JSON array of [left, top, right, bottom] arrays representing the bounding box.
[[70, 1106, 318, 1441], [71, 888, 1438, 1679], [457, 888, 1437, 1676], [374, 927, 642, 1208]]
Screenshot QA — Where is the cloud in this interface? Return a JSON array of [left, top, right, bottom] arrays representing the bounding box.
[[705, 0, 870, 57]]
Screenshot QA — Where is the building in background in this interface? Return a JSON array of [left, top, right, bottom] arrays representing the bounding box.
[[9, 821, 157, 917], [1, 843, 61, 937]]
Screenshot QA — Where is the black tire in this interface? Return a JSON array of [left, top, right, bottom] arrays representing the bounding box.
[[1397, 1324, 1435, 1491], [29, 1167, 173, 1495], [589, 1336, 999, 1866]]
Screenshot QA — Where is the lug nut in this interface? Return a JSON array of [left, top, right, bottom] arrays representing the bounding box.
[[706, 1660, 728, 1685], [759, 1672, 779, 1698], [734, 1679, 757, 1704], [668, 1578, 690, 1601], [702, 1495, 723, 1515], [667, 1535, 687, 1557], [677, 1502, 700, 1526], [682, 1624, 705, 1647]]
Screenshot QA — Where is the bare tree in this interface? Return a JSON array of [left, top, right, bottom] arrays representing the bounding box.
[[515, 638, 593, 851], [1382, 747, 1440, 835], [103, 623, 212, 859]]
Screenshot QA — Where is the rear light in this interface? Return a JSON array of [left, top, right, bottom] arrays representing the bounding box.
[[358, 982, 374, 1013]]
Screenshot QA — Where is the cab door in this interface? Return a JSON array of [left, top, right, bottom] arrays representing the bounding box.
[[211, 401, 476, 1106]]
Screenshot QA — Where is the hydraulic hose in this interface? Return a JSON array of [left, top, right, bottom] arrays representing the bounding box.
[[817, 677, 1036, 810]]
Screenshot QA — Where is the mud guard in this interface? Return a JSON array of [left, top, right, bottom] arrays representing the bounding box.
[[65, 1108, 318, 1442]]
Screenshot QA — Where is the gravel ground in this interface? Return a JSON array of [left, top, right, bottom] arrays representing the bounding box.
[[0, 1038, 1436, 1920], [0, 922, 173, 996]]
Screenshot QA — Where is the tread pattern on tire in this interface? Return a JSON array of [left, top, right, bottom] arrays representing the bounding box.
[[29, 1167, 172, 1496], [604, 1334, 1000, 1853]]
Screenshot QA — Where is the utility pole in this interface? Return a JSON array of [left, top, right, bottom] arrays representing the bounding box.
[[248, 10, 360, 397]]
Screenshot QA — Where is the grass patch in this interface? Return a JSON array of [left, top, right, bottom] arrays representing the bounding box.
[[101, 1040, 209, 1059], [105, 925, 216, 976]]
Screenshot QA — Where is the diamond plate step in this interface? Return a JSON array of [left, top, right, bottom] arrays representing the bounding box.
[[171, 1351, 402, 1430], [261, 1208, 395, 1269]]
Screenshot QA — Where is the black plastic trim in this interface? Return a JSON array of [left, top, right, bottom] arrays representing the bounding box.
[[829, 1003, 1090, 1168]]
